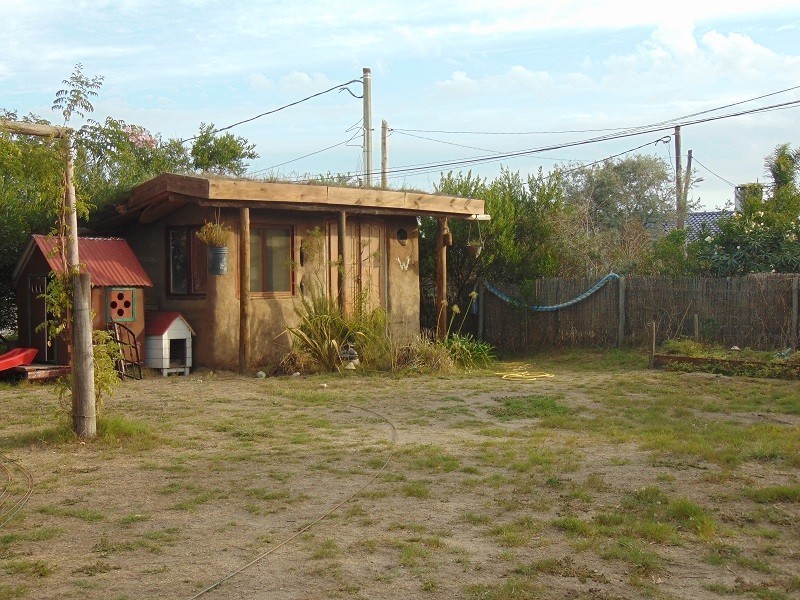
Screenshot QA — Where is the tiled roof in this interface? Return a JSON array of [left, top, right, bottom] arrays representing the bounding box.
[[685, 211, 731, 239], [29, 235, 153, 287]]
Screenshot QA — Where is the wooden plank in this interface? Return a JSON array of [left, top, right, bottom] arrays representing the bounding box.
[[331, 186, 408, 209], [129, 173, 209, 208], [125, 174, 486, 220], [403, 192, 482, 216], [209, 179, 328, 204], [3, 364, 71, 381], [208, 178, 485, 217], [652, 354, 800, 375], [139, 194, 187, 224], [0, 119, 69, 138]]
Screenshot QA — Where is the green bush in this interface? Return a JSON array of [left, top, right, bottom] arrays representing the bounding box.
[[442, 333, 495, 369]]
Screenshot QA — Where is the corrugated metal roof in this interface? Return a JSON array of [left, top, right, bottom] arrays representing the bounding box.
[[145, 311, 195, 336], [32, 235, 153, 287]]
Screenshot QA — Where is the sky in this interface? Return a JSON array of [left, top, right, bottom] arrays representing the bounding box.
[[1, 0, 799, 210]]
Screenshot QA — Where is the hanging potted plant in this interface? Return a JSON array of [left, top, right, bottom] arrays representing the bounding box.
[[466, 219, 484, 259], [196, 217, 231, 276]]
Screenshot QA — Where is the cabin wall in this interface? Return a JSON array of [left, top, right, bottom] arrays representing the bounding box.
[[385, 217, 421, 342], [119, 205, 421, 371]]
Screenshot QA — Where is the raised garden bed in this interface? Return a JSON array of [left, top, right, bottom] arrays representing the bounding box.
[[651, 353, 800, 379]]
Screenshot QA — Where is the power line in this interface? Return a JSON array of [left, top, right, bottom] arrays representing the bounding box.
[[179, 77, 363, 144], [389, 83, 800, 136], [556, 137, 672, 175], [249, 129, 362, 175], [369, 98, 800, 181], [692, 156, 736, 187]]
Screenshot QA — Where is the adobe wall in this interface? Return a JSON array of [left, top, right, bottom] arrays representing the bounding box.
[[118, 205, 421, 372]]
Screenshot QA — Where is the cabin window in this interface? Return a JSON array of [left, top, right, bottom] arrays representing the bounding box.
[[250, 226, 293, 294], [167, 226, 207, 295]]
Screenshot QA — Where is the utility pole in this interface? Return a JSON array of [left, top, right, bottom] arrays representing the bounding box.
[[381, 119, 389, 190], [682, 149, 693, 211], [675, 125, 685, 230], [362, 67, 373, 188], [0, 118, 96, 437]]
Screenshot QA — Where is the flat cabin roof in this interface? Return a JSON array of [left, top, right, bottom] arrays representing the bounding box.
[[102, 173, 488, 226]]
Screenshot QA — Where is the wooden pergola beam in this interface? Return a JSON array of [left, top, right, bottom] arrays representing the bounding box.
[[0, 119, 70, 139], [124, 173, 487, 220]]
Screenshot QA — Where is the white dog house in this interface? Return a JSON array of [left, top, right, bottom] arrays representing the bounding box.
[[144, 312, 194, 376]]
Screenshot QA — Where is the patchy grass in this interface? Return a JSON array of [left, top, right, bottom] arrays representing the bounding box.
[[1, 351, 798, 599]]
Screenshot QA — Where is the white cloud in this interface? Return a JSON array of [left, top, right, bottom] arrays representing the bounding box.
[[701, 30, 789, 75], [248, 73, 274, 92], [436, 72, 480, 96], [279, 72, 336, 95]]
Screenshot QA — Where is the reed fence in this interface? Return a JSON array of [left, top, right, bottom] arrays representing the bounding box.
[[480, 274, 800, 353]]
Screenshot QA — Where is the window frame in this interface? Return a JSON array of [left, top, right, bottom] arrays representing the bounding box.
[[166, 225, 208, 297], [249, 224, 295, 298]]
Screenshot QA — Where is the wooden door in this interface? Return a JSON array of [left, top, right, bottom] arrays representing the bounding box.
[[27, 274, 51, 363]]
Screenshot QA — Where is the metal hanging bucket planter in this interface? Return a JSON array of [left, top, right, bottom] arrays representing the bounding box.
[[466, 243, 483, 258], [208, 245, 228, 276], [466, 219, 484, 259]]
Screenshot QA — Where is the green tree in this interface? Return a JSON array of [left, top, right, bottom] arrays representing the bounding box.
[[76, 117, 192, 210], [0, 111, 64, 330], [555, 155, 678, 276], [697, 143, 800, 276], [190, 123, 258, 177], [419, 168, 565, 328], [561, 155, 675, 232], [1, 65, 262, 331]]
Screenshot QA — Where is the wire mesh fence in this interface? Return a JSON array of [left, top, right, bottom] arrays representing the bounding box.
[[482, 274, 800, 353]]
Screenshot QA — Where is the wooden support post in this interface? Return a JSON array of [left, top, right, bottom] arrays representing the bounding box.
[[675, 125, 685, 230], [649, 321, 656, 369], [436, 217, 449, 339], [239, 208, 250, 374], [72, 273, 95, 438], [66, 139, 96, 438], [0, 118, 96, 437], [338, 211, 347, 315], [617, 275, 626, 347]]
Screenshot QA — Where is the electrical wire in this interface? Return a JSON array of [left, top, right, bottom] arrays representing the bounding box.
[[555, 136, 672, 174], [180, 77, 363, 143], [187, 402, 397, 599], [692, 157, 736, 187], [389, 83, 800, 136], [249, 129, 362, 175], [0, 453, 34, 529], [367, 98, 800, 181]]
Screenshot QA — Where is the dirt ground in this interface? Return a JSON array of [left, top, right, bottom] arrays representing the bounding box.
[[1, 356, 799, 599]]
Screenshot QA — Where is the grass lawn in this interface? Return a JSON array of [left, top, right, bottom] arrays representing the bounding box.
[[1, 350, 799, 599]]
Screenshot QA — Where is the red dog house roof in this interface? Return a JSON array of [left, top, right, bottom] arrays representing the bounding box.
[[14, 235, 153, 287], [145, 311, 195, 337]]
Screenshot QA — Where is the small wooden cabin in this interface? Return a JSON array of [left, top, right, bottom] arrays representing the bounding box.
[[98, 173, 488, 372], [13, 235, 153, 365]]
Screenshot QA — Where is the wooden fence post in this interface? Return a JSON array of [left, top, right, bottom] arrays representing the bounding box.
[[477, 280, 485, 342], [617, 275, 626, 347], [792, 276, 799, 349]]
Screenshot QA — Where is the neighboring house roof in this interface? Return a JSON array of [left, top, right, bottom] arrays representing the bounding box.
[[13, 235, 153, 287], [99, 173, 489, 227], [145, 311, 195, 336], [686, 211, 731, 239], [664, 211, 732, 241]]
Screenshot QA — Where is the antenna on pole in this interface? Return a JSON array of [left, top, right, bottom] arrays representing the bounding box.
[[362, 67, 373, 188]]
